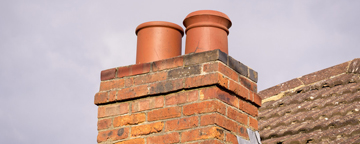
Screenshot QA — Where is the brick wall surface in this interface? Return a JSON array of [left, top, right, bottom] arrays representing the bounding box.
[[95, 50, 261, 144]]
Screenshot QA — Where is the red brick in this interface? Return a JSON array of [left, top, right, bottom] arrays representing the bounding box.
[[153, 57, 183, 72], [147, 132, 180, 144], [239, 76, 257, 92], [117, 87, 133, 100], [242, 102, 258, 117], [165, 116, 198, 131], [200, 113, 224, 126], [100, 79, 125, 91], [149, 79, 183, 95], [97, 130, 108, 142], [203, 62, 218, 72], [117, 63, 151, 78], [165, 90, 198, 106], [249, 91, 254, 102], [249, 117, 258, 130], [187, 139, 224, 144], [115, 138, 145, 144], [204, 62, 239, 82], [117, 84, 149, 101], [218, 62, 239, 82], [132, 97, 164, 112], [100, 81, 111, 91], [98, 103, 129, 118], [112, 79, 125, 89], [131, 122, 164, 136], [229, 80, 249, 100], [166, 93, 185, 106], [101, 68, 116, 81], [133, 71, 167, 85], [227, 107, 248, 125], [238, 100, 244, 112], [109, 90, 117, 102], [132, 63, 151, 75], [183, 100, 226, 116], [124, 77, 133, 87], [117, 66, 131, 78], [226, 132, 238, 144], [199, 113, 248, 138], [238, 125, 249, 139], [97, 127, 129, 142], [200, 113, 238, 134], [113, 113, 146, 127], [181, 126, 224, 142], [185, 73, 228, 89], [94, 92, 108, 104], [253, 92, 262, 107], [200, 86, 239, 108], [97, 118, 112, 130], [188, 91, 199, 101], [132, 84, 150, 97], [148, 107, 181, 121]]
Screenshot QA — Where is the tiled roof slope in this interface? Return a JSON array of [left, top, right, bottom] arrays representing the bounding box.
[[258, 58, 360, 144]]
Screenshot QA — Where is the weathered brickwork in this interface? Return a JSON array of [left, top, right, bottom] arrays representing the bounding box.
[[95, 50, 261, 144]]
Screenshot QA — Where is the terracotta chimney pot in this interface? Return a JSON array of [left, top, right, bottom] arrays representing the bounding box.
[[183, 10, 232, 54], [135, 21, 184, 64]]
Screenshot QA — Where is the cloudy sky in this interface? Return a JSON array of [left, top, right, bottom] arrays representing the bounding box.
[[1, 0, 359, 143]]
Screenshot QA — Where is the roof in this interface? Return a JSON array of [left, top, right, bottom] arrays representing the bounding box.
[[258, 58, 360, 144]]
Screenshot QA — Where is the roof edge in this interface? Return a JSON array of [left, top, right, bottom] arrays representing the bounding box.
[[259, 58, 360, 101]]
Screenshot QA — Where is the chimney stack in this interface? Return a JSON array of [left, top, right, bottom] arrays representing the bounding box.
[[95, 10, 261, 144]]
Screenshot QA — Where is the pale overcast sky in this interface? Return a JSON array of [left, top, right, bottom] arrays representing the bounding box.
[[0, 0, 359, 143]]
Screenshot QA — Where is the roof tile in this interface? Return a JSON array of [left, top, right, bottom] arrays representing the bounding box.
[[348, 58, 360, 74], [259, 58, 360, 143]]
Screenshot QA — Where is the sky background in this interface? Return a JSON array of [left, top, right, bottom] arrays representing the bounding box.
[[1, 0, 359, 143]]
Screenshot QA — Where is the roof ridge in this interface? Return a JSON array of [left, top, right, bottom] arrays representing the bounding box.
[[259, 58, 360, 102], [259, 81, 360, 111]]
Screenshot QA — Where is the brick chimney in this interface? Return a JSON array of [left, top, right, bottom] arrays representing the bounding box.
[[94, 11, 261, 144]]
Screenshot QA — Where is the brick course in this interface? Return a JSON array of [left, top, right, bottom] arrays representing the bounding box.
[[147, 107, 181, 121], [113, 113, 145, 127], [147, 132, 180, 144], [181, 126, 224, 142], [165, 116, 198, 131], [131, 122, 164, 136], [115, 138, 144, 144], [225, 132, 238, 144]]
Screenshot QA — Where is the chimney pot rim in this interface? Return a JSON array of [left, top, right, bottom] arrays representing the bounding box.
[[135, 21, 184, 36], [185, 10, 231, 21]]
